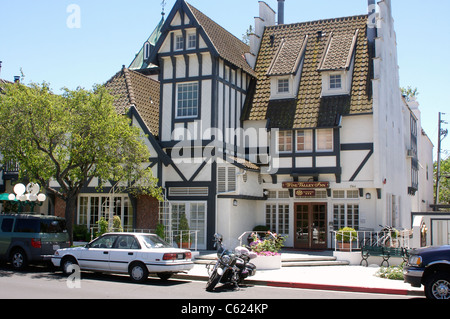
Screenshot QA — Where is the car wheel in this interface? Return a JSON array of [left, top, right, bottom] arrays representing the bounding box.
[[129, 262, 149, 283], [424, 271, 450, 300], [61, 256, 78, 276], [10, 248, 27, 270]]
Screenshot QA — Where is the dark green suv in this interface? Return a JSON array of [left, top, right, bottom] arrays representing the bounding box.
[[0, 214, 70, 270]]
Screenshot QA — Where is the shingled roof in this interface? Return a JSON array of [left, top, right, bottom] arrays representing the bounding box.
[[185, 2, 255, 77], [243, 15, 373, 129], [105, 67, 160, 137]]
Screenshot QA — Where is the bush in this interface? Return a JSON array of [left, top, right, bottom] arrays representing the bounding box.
[[376, 264, 404, 281], [73, 224, 91, 242], [336, 227, 357, 243], [96, 217, 109, 238], [249, 231, 287, 256]]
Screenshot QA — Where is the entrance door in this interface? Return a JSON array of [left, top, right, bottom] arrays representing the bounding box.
[[295, 203, 327, 249]]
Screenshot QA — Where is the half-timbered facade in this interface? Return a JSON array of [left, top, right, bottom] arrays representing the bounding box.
[[54, 0, 433, 250]]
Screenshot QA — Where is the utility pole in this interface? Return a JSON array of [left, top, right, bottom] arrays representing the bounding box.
[[435, 112, 448, 207]]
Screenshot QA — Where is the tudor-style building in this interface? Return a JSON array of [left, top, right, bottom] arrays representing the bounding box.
[[64, 0, 433, 250]]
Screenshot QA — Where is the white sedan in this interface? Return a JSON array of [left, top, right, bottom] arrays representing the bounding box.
[[52, 232, 194, 283]]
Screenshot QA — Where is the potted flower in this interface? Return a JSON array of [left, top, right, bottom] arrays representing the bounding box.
[[248, 231, 287, 270], [247, 225, 270, 245], [336, 227, 357, 251], [176, 213, 192, 249]]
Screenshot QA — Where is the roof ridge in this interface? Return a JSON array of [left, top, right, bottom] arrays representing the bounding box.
[[185, 2, 249, 49], [266, 14, 368, 30], [122, 67, 136, 106], [185, 1, 254, 76]]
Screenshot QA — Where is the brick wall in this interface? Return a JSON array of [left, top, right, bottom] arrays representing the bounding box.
[[135, 195, 159, 230]]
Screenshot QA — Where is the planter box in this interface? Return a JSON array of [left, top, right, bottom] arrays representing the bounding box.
[[177, 242, 191, 249], [252, 254, 282, 270], [333, 251, 361, 265], [337, 242, 357, 252]]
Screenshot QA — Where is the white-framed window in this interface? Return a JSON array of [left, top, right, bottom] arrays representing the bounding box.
[[316, 128, 333, 152], [330, 74, 342, 89], [144, 42, 151, 60], [169, 202, 207, 249], [277, 78, 290, 94], [187, 34, 197, 49], [267, 190, 290, 199], [77, 195, 133, 231], [333, 189, 360, 199], [333, 203, 359, 230], [217, 166, 236, 193], [277, 131, 293, 153], [175, 35, 184, 51], [296, 130, 313, 152], [266, 203, 290, 235], [187, 33, 197, 49], [176, 82, 199, 118]]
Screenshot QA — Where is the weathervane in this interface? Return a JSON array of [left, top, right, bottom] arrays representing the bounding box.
[[161, 0, 167, 17]]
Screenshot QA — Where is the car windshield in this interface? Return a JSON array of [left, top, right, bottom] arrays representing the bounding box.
[[140, 234, 172, 249]]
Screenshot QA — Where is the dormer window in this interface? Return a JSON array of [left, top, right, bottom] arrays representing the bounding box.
[[267, 35, 308, 100], [329, 74, 342, 89], [318, 30, 359, 97], [278, 78, 290, 94]]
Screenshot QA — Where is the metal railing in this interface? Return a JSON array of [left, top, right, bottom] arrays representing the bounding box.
[[332, 230, 412, 252]]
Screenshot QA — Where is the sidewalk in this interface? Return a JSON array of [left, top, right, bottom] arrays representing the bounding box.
[[176, 257, 424, 297]]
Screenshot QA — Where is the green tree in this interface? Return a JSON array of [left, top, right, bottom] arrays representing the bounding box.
[[242, 25, 254, 45], [435, 156, 450, 205], [401, 86, 419, 102], [0, 82, 162, 243]]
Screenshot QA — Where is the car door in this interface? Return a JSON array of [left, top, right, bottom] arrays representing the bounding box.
[[0, 218, 14, 257], [108, 235, 141, 273], [79, 234, 118, 271]]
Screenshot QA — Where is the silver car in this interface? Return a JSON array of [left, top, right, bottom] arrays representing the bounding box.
[[52, 232, 194, 283]]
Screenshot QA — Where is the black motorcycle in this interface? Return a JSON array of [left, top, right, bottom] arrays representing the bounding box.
[[205, 233, 257, 292]]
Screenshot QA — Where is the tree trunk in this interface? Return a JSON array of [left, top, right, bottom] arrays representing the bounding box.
[[65, 195, 77, 246]]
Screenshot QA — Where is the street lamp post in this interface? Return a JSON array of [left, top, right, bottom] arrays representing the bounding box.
[[8, 183, 47, 212]]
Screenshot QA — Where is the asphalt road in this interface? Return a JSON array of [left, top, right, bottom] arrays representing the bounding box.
[[0, 264, 419, 301]]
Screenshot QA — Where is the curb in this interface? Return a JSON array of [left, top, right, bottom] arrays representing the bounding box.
[[174, 273, 424, 297]]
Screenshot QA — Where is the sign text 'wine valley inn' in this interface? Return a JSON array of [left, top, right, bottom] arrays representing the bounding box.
[[282, 182, 330, 189]]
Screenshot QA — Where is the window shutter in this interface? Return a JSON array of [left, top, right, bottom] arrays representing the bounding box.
[[218, 167, 227, 193], [227, 167, 236, 191]]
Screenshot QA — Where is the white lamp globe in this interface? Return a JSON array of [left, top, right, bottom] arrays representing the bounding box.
[[14, 183, 26, 196], [37, 194, 47, 202]]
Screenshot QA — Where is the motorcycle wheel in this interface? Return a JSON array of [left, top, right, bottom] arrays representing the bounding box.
[[206, 269, 221, 292]]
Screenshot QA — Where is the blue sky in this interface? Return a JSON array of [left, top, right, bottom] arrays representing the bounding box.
[[0, 0, 449, 156]]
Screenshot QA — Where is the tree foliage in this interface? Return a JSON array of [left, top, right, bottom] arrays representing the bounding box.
[[436, 156, 450, 205], [0, 82, 162, 242]]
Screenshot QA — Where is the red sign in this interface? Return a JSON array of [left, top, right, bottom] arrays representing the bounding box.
[[282, 182, 329, 189]]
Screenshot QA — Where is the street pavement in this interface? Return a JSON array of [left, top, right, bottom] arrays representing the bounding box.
[[177, 253, 424, 297]]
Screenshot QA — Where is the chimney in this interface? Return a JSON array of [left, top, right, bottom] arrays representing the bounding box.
[[367, 0, 376, 45], [278, 0, 285, 25]]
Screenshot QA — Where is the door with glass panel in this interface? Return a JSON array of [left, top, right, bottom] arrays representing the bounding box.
[[295, 203, 327, 249]]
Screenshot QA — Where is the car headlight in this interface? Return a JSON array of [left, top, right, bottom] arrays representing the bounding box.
[[409, 255, 422, 267]]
